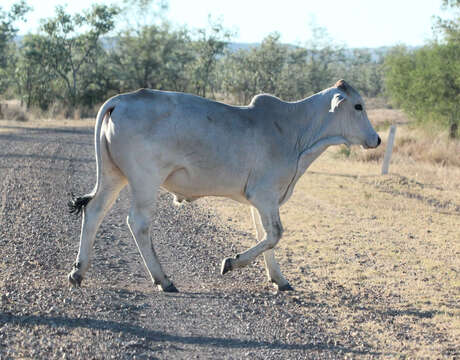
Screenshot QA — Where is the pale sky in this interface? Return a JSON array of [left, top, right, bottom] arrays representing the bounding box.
[[3, 0, 444, 48]]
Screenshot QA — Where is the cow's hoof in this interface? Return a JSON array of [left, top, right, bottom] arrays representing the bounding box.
[[162, 283, 179, 293], [277, 283, 294, 292], [68, 272, 83, 287], [221, 257, 233, 275]]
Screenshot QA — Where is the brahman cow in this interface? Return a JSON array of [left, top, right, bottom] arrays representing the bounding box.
[[68, 80, 381, 292]]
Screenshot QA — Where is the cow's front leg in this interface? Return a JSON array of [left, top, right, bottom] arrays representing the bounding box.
[[250, 207, 293, 291], [221, 199, 285, 283]]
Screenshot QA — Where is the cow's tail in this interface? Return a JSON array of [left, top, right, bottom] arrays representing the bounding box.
[[68, 97, 119, 216]]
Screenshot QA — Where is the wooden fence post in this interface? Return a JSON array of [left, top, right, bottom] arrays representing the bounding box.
[[381, 125, 397, 175]]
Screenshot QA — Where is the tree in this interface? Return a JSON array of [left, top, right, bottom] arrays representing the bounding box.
[[303, 25, 345, 93], [384, 43, 460, 138], [436, 0, 460, 137], [219, 33, 288, 104], [112, 0, 198, 94], [112, 23, 193, 92], [12, 34, 57, 110], [384, 1, 460, 138], [189, 17, 232, 98], [434, 0, 460, 43], [253, 33, 287, 96], [278, 46, 309, 101], [0, 0, 30, 95], [338, 49, 384, 98], [219, 47, 260, 104], [32, 4, 119, 111]]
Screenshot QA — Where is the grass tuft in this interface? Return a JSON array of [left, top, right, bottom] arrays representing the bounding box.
[[0, 101, 29, 122]]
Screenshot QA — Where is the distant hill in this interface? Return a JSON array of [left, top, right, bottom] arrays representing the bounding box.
[[13, 35, 403, 63], [225, 41, 394, 62], [226, 42, 260, 52]]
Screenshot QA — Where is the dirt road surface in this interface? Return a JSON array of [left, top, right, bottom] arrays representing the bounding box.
[[0, 125, 356, 359], [1, 123, 458, 359]]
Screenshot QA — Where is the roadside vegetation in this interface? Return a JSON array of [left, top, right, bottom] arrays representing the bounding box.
[[336, 108, 460, 168], [0, 0, 458, 139], [0, 0, 386, 118]]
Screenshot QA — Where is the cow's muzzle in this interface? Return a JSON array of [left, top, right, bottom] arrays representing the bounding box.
[[364, 135, 381, 149]]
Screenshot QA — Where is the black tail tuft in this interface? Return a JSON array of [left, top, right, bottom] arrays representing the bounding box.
[[68, 193, 93, 216]]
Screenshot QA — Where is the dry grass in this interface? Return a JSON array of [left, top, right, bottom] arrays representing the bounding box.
[[363, 97, 393, 110], [0, 100, 29, 122], [336, 109, 460, 168], [0, 118, 93, 130], [0, 99, 98, 122], [367, 108, 409, 129]]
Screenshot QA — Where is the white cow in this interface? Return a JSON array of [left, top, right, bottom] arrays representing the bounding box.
[[68, 80, 380, 292]]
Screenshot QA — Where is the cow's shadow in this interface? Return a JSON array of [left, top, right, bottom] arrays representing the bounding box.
[[0, 312, 380, 356], [308, 170, 376, 179]]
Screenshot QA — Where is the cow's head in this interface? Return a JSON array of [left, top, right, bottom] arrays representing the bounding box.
[[328, 80, 381, 149]]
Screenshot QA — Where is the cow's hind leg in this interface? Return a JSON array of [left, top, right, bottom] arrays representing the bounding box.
[[251, 207, 293, 291], [127, 179, 177, 293], [68, 171, 126, 287]]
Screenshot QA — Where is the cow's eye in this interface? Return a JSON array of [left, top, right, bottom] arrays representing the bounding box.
[[355, 104, 363, 111]]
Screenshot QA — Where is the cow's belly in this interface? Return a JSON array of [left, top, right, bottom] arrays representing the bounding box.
[[162, 165, 248, 201]]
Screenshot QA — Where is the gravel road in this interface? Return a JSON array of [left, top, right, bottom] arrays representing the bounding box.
[[0, 125, 374, 359]]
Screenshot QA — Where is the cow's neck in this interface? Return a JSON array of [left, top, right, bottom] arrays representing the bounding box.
[[289, 90, 347, 175], [274, 89, 347, 205], [287, 90, 340, 155]]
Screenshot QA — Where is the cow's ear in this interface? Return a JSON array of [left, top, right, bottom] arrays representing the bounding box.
[[329, 93, 346, 113]]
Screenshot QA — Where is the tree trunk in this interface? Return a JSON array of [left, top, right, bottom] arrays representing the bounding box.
[[449, 121, 458, 139], [449, 111, 458, 139]]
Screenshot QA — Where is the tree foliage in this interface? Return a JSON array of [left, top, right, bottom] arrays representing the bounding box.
[[219, 27, 382, 104], [8, 4, 119, 113], [39, 5, 119, 109], [2, 2, 385, 117], [113, 24, 193, 92], [189, 17, 232, 97], [220, 33, 289, 103], [384, 2, 460, 138], [434, 0, 460, 43], [0, 1, 30, 93]]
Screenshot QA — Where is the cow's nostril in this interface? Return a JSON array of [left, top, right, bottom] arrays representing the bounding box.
[[377, 136, 381, 146]]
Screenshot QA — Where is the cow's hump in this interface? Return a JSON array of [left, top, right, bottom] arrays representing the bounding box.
[[249, 94, 285, 108]]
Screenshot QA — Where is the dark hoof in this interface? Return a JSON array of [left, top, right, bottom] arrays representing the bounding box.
[[68, 272, 82, 287], [221, 257, 233, 275], [162, 283, 179, 293], [277, 283, 294, 292]]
